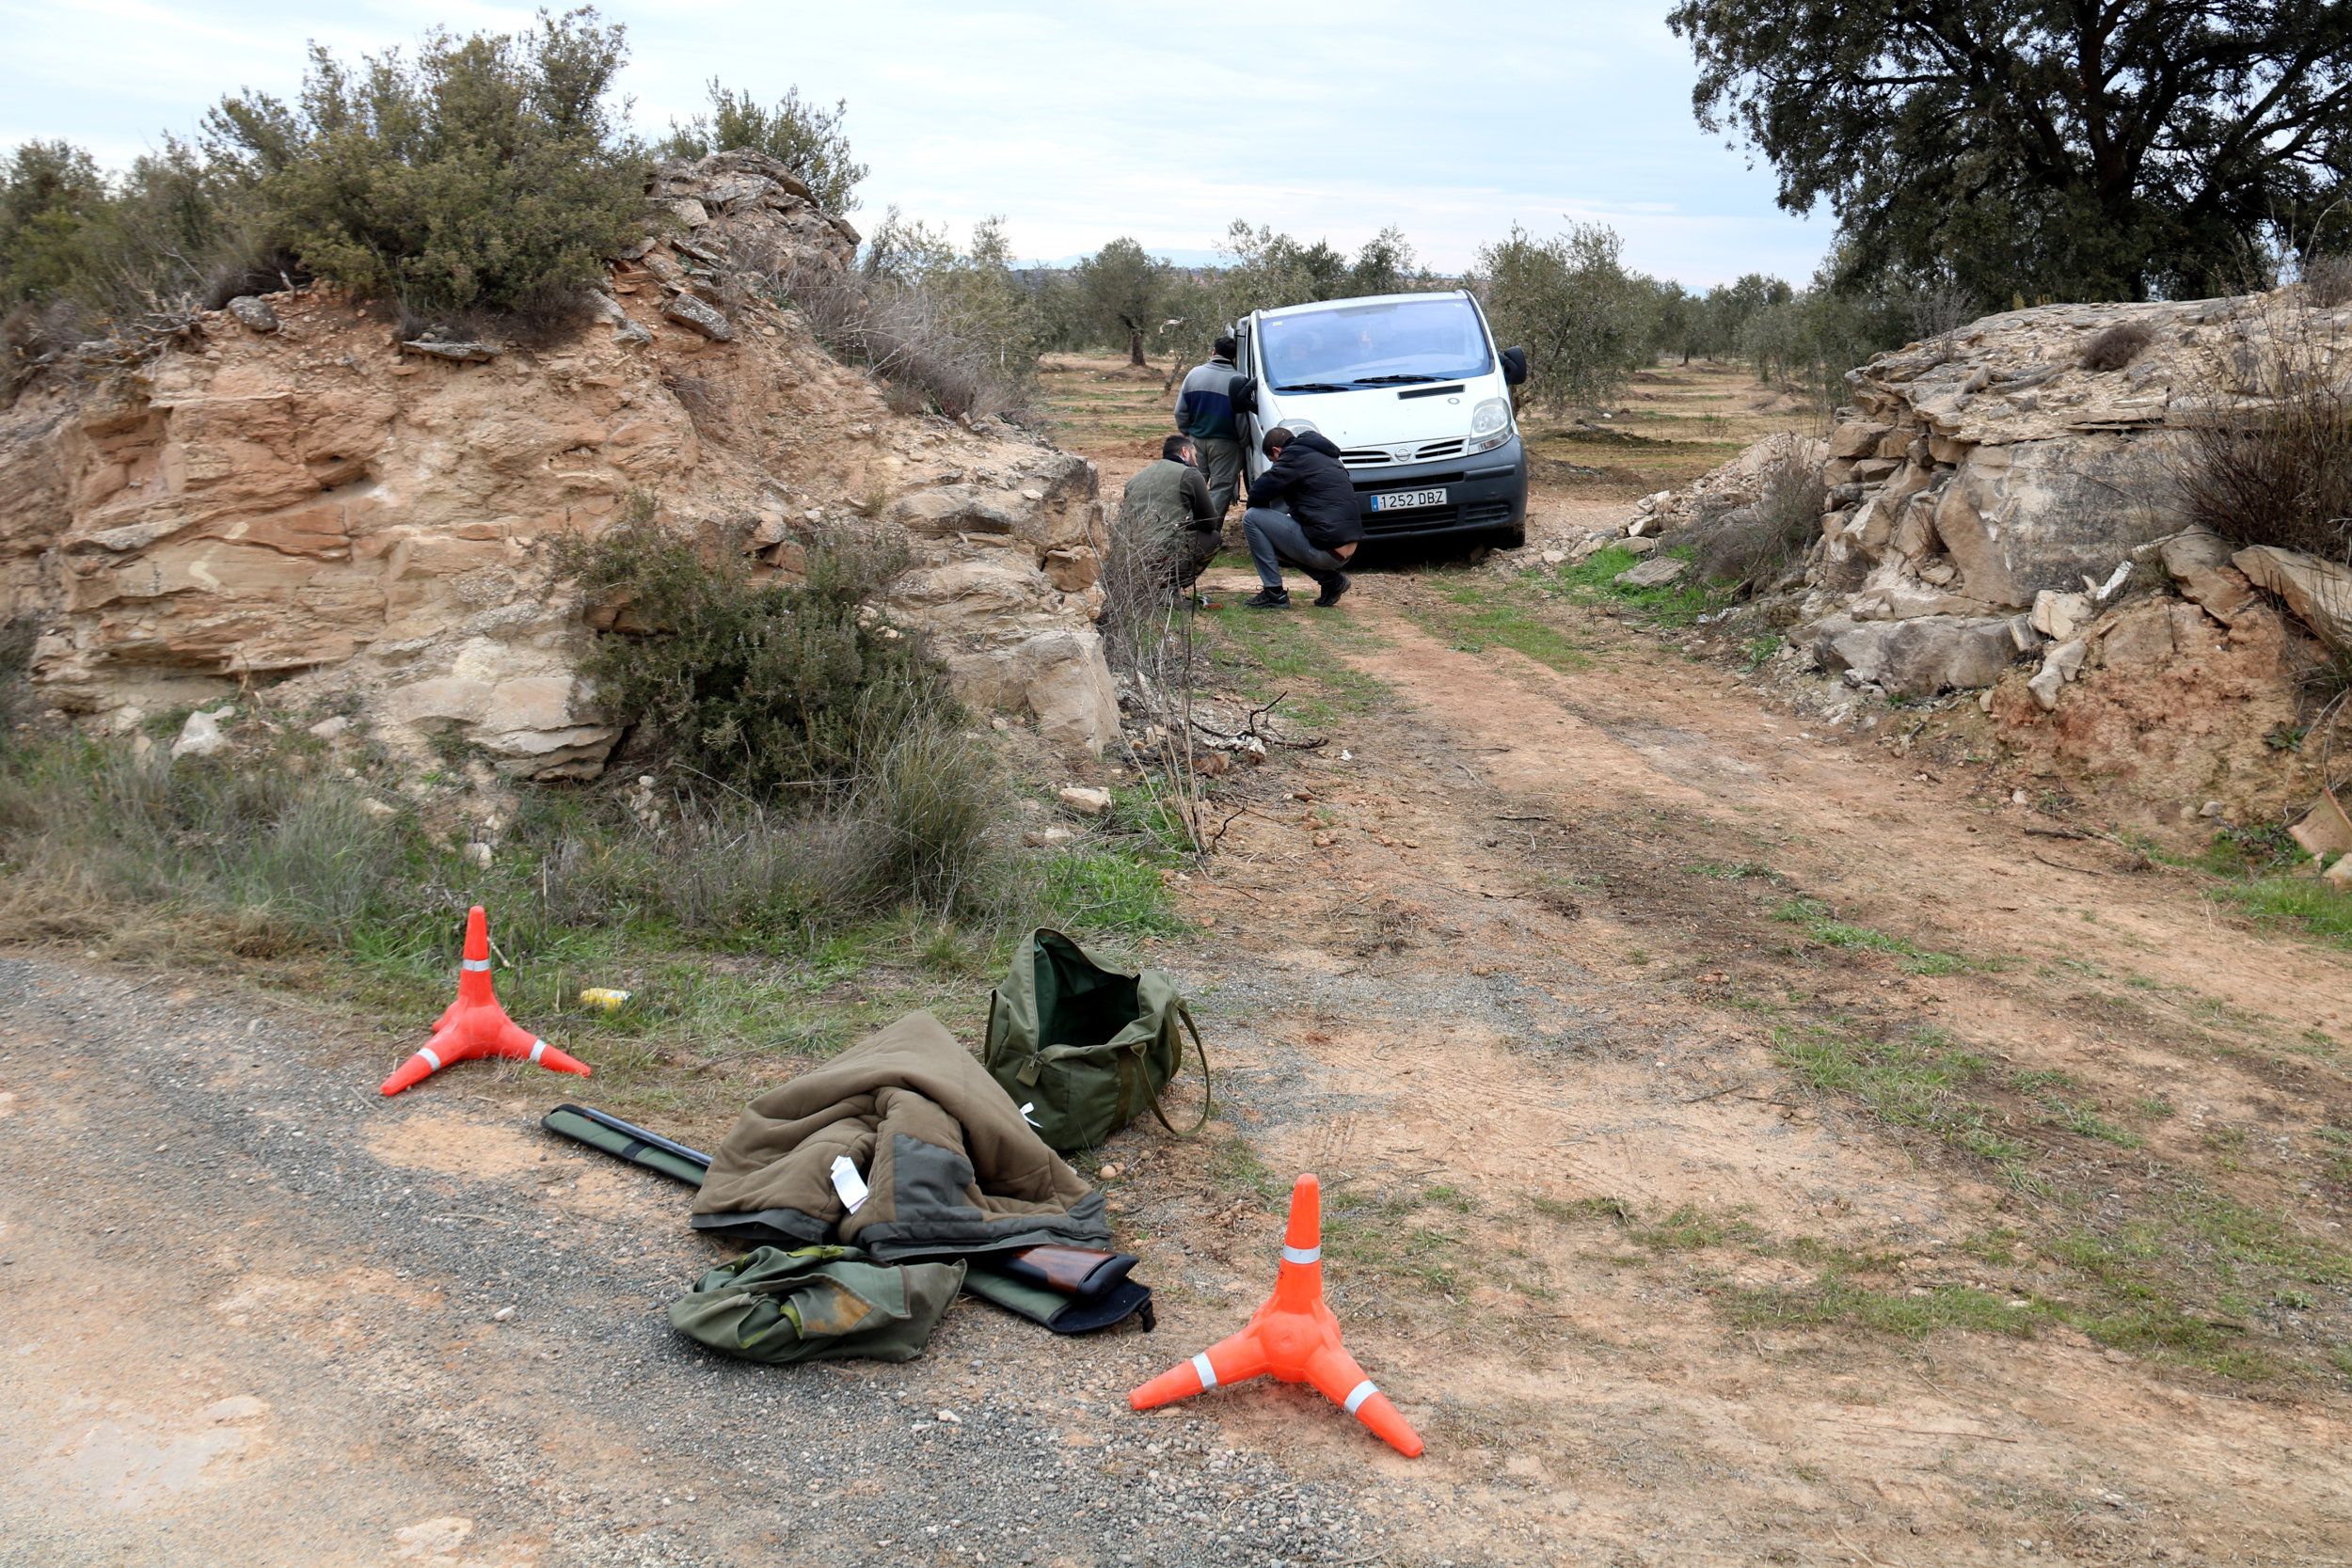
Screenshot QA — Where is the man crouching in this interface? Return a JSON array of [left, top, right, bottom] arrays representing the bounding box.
[[1241, 426, 1362, 610]]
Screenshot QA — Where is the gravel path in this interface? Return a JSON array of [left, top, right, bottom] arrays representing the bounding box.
[[0, 956, 1406, 1568]]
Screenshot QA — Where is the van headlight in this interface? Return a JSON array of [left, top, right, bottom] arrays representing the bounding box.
[[1470, 398, 1512, 451]]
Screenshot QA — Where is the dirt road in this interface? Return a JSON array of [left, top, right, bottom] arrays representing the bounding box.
[[8, 356, 2351, 1564]]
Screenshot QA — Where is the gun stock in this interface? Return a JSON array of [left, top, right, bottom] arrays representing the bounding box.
[[1003, 1246, 1137, 1300]]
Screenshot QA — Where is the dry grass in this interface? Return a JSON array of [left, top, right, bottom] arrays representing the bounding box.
[[2080, 321, 2153, 372], [2167, 309, 2352, 562]]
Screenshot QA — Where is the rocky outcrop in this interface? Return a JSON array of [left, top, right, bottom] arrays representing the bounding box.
[[0, 150, 1118, 773]]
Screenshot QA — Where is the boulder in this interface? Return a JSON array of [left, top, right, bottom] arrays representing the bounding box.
[[660, 294, 735, 342], [1057, 785, 1113, 816], [169, 708, 229, 760], [2031, 589, 2094, 641], [2233, 545, 2352, 647], [1820, 614, 2037, 698], [2027, 638, 2088, 710], [225, 296, 280, 334], [1616, 556, 1689, 589]]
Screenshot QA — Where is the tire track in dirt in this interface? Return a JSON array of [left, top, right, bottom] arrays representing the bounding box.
[[1163, 571, 2352, 1564]]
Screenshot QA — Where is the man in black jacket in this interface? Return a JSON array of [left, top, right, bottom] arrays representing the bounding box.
[[1240, 426, 1363, 609]]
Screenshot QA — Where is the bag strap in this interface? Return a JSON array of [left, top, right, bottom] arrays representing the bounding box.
[[982, 988, 1004, 1069], [1146, 1002, 1213, 1138]]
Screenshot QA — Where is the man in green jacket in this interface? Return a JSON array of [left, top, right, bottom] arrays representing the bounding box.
[[1118, 435, 1223, 596]]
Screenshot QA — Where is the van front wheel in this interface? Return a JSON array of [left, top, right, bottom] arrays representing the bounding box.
[[1490, 523, 1526, 550]]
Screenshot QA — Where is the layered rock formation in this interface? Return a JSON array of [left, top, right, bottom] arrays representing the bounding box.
[[1577, 289, 2352, 818], [0, 151, 1119, 774]]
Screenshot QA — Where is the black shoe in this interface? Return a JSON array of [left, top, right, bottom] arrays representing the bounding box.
[[1244, 588, 1291, 610], [1313, 573, 1351, 609]]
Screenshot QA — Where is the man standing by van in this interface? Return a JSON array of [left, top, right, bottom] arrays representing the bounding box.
[[1173, 335, 1246, 518], [1241, 426, 1361, 609]]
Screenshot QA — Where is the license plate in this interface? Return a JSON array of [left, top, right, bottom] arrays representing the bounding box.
[[1370, 487, 1449, 512]]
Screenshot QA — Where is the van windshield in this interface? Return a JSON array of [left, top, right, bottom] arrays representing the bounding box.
[[1260, 296, 1492, 390]]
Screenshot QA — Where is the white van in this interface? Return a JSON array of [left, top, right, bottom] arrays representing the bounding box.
[[1230, 290, 1530, 548]]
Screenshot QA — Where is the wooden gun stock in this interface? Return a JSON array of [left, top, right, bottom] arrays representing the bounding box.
[[1003, 1245, 1137, 1300]]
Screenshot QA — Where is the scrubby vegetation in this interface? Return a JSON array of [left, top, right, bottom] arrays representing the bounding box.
[[3, 8, 653, 368], [780, 211, 1041, 421], [660, 78, 866, 214], [2169, 313, 2352, 563]]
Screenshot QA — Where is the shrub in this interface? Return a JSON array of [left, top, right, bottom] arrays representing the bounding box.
[[773, 215, 1037, 421], [661, 79, 867, 214], [2080, 322, 2153, 372], [563, 499, 946, 803], [201, 9, 646, 325], [1686, 451, 1827, 589], [2167, 311, 2352, 562], [2304, 253, 2352, 309], [0, 734, 402, 954], [0, 615, 35, 736]]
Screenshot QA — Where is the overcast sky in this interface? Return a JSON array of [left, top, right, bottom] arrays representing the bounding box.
[[0, 0, 1830, 287]]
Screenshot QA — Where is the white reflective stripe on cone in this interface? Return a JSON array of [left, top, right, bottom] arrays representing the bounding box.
[[528, 1040, 547, 1064], [418, 1047, 443, 1071], [1343, 1380, 1378, 1416], [1191, 1352, 1217, 1389], [1280, 1244, 1321, 1265], [461, 958, 492, 972]]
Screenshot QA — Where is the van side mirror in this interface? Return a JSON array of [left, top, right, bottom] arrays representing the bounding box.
[[1229, 373, 1258, 412], [1501, 346, 1529, 387]]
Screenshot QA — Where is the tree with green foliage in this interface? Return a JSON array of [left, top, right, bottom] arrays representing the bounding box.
[[660, 78, 868, 213], [1671, 0, 2352, 304], [1074, 236, 1166, 366], [0, 141, 108, 307], [202, 7, 645, 323], [1472, 222, 1659, 411]]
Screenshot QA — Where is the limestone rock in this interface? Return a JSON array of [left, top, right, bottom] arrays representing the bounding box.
[[2031, 590, 2094, 641], [1616, 556, 1689, 589], [660, 294, 735, 342], [1057, 785, 1113, 816], [1820, 614, 2036, 698], [170, 708, 229, 760], [2027, 638, 2088, 710], [2233, 545, 2352, 648], [400, 339, 500, 362], [225, 296, 279, 334]]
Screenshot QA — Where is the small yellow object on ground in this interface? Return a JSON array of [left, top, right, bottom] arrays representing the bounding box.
[[580, 988, 633, 1011]]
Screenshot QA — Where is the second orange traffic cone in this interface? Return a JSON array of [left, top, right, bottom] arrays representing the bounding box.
[[379, 905, 590, 1096], [1130, 1173, 1422, 1456]]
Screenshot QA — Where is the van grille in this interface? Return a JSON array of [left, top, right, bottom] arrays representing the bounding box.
[[1338, 437, 1470, 468]]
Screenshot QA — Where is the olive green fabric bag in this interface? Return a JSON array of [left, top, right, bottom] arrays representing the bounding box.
[[981, 928, 1210, 1156], [668, 1245, 965, 1365]]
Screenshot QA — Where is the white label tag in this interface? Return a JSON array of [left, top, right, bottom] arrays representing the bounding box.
[[1017, 1101, 1041, 1129], [829, 1155, 869, 1213]]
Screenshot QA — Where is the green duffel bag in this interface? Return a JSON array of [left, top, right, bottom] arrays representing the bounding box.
[[982, 927, 1211, 1156], [668, 1245, 965, 1365]]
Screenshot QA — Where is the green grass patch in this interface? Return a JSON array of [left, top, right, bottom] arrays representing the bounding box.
[[1549, 546, 1724, 626], [1405, 576, 1593, 672], [1200, 608, 1391, 730], [1770, 895, 1971, 975], [1774, 1023, 2039, 1188], [2210, 876, 2352, 949]]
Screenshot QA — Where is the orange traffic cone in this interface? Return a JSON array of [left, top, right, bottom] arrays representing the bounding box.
[[1130, 1173, 1422, 1457], [379, 905, 590, 1096]]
